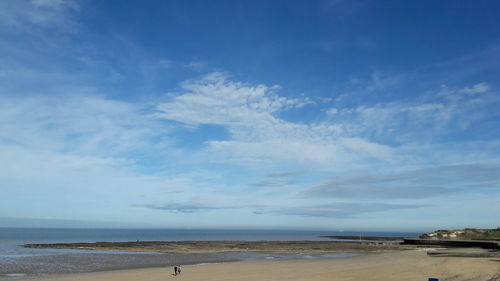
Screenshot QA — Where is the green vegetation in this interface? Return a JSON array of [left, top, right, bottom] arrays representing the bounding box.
[[420, 228, 500, 240]]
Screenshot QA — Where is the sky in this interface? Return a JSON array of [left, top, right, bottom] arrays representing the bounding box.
[[0, 0, 499, 232]]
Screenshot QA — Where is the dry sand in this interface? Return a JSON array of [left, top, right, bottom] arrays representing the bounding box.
[[14, 249, 500, 281]]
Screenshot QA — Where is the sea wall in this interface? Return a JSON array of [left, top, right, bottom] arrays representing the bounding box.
[[402, 238, 500, 249]]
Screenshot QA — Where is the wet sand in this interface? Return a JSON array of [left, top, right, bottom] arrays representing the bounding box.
[[11, 249, 500, 281]]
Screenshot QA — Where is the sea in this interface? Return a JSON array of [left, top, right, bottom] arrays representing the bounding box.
[[0, 228, 420, 279]]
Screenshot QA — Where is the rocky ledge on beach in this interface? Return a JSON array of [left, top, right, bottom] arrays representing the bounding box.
[[24, 240, 414, 254]]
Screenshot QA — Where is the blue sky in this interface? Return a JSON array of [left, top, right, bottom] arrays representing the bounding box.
[[0, 0, 499, 232]]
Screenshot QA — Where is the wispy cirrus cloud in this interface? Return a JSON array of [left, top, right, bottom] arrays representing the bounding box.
[[265, 171, 305, 178], [326, 82, 499, 144], [183, 61, 204, 71], [1, 0, 498, 230], [458, 82, 490, 95], [136, 200, 425, 219], [253, 202, 426, 218], [249, 172, 302, 188], [0, 0, 79, 33], [155, 73, 500, 175], [155, 73, 394, 170], [136, 202, 229, 213], [300, 163, 500, 200], [0, 95, 168, 156], [0, 93, 181, 222]]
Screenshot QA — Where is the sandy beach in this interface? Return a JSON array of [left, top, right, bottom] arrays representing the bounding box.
[[13, 249, 500, 281]]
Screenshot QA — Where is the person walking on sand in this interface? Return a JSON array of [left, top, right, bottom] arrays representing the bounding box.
[[173, 266, 178, 276], [178, 265, 182, 275]]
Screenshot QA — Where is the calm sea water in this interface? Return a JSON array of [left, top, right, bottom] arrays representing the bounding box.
[[0, 228, 420, 279]]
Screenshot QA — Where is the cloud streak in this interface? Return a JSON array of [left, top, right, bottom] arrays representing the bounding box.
[[301, 163, 500, 199], [327, 82, 499, 144], [459, 82, 490, 95], [254, 202, 426, 218], [136, 202, 229, 213], [0, 0, 79, 33], [249, 171, 305, 188], [136, 200, 425, 219]]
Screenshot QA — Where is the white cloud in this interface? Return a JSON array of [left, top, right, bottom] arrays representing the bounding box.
[[331, 82, 499, 143], [156, 73, 394, 170], [31, 0, 77, 9], [183, 61, 204, 71], [458, 82, 490, 95], [156, 72, 310, 128], [0, 93, 243, 223], [155, 74, 500, 175], [0, 94, 169, 157], [325, 108, 338, 115], [158, 59, 172, 68], [0, 140, 232, 225], [406, 103, 444, 112], [0, 0, 79, 33], [340, 137, 393, 161], [365, 72, 401, 92], [3, 73, 495, 225]]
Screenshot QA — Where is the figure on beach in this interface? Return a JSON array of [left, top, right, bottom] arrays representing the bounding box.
[[172, 265, 182, 276]]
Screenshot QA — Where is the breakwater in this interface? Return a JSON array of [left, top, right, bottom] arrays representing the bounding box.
[[402, 238, 500, 249]]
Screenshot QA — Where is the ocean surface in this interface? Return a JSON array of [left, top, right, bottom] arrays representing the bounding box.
[[0, 228, 420, 279]]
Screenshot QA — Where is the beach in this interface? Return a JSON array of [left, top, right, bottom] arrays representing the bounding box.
[[0, 228, 422, 278], [3, 229, 499, 280], [12, 249, 500, 281]]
